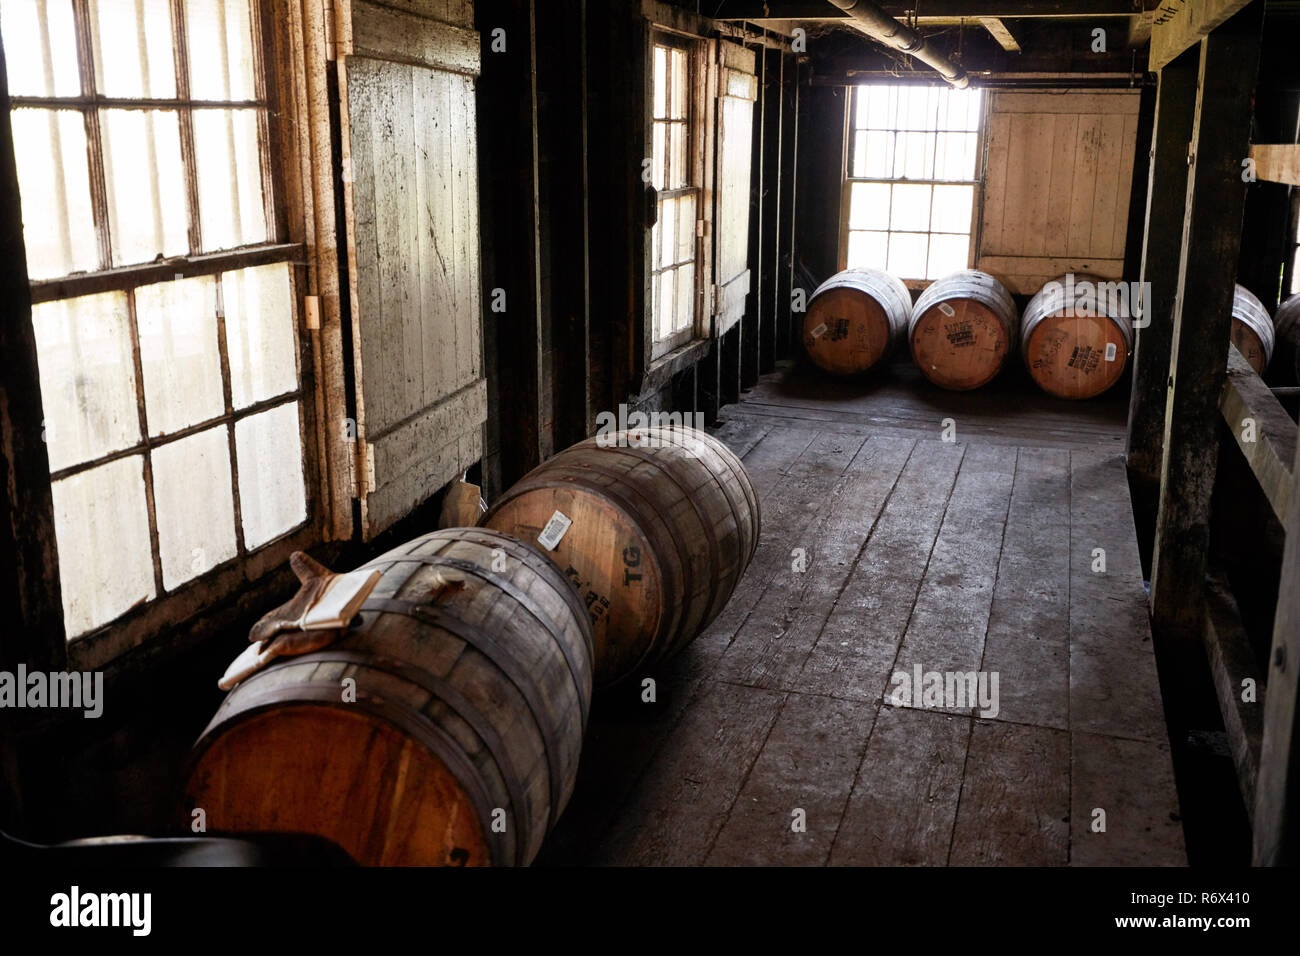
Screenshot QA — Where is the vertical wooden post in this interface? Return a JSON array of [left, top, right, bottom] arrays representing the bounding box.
[[777, 50, 797, 363], [741, 42, 764, 391], [1148, 3, 1264, 664], [1125, 48, 1199, 500]]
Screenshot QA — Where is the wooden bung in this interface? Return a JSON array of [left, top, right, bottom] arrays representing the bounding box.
[[802, 267, 911, 376], [185, 528, 593, 867], [909, 269, 1017, 391], [481, 426, 759, 688]]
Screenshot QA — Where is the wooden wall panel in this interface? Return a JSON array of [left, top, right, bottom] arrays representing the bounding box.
[[978, 90, 1140, 295], [339, 1, 486, 537]]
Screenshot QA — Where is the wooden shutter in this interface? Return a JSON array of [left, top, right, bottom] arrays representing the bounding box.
[[977, 90, 1141, 295], [336, 0, 487, 537], [712, 40, 757, 337]]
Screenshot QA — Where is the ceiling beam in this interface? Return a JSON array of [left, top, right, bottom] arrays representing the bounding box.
[[712, 1, 1144, 20], [978, 16, 1021, 51]]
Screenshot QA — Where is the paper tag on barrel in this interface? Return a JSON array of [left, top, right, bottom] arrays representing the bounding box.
[[537, 510, 573, 551]]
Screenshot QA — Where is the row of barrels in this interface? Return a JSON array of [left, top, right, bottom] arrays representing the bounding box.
[[802, 268, 1289, 399], [185, 427, 759, 866]]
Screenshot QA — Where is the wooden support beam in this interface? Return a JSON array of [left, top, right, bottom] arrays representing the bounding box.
[[1148, 2, 1263, 689], [711, 1, 1139, 19], [1126, 48, 1199, 497], [979, 17, 1021, 53], [1249, 144, 1300, 186], [1219, 344, 1297, 526], [1149, 0, 1253, 71], [1256, 410, 1300, 864], [1204, 573, 1265, 823]]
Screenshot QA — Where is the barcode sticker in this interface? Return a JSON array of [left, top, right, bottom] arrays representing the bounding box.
[[938, 302, 955, 317], [810, 323, 827, 338], [1104, 342, 1117, 362], [537, 510, 573, 551]]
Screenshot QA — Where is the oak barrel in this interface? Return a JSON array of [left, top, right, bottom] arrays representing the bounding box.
[[1021, 274, 1134, 399], [481, 426, 759, 688], [802, 267, 911, 375], [909, 270, 1017, 390], [1275, 293, 1300, 383], [185, 528, 593, 867], [1230, 284, 1274, 375]]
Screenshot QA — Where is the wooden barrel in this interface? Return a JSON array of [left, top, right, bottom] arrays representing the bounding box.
[[185, 528, 593, 867], [1021, 274, 1134, 399], [1274, 293, 1300, 383], [1230, 284, 1274, 375], [908, 270, 1017, 390], [802, 267, 911, 375], [481, 426, 759, 688]]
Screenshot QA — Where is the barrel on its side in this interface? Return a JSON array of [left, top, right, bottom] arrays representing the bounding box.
[[1275, 294, 1300, 384], [185, 528, 593, 867], [482, 426, 759, 688], [1021, 274, 1134, 399], [802, 267, 911, 376], [909, 270, 1017, 391], [1230, 284, 1275, 375]]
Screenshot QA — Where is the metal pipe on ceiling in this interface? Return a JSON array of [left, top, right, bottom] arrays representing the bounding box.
[[825, 0, 971, 89]]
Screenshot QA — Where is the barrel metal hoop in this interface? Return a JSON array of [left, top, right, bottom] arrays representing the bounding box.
[[313, 650, 534, 864], [380, 554, 591, 734], [360, 597, 564, 836]]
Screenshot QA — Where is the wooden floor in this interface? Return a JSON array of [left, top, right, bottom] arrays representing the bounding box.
[[537, 361, 1186, 866]]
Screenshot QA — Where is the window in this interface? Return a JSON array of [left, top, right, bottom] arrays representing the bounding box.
[[650, 34, 699, 357], [843, 83, 983, 281], [3, 0, 309, 641]]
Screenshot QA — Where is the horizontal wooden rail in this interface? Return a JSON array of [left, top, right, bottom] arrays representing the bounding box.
[[1249, 144, 1300, 186], [1219, 344, 1297, 525]]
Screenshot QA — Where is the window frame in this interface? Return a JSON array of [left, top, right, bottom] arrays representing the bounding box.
[[647, 27, 707, 362], [2, 0, 328, 670], [838, 82, 986, 287]]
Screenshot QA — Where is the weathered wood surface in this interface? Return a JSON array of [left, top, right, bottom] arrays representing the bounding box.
[[1219, 344, 1295, 526], [1249, 144, 1300, 187], [538, 365, 1183, 865], [1149, 0, 1253, 72]]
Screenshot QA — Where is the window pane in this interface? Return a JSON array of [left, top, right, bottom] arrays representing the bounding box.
[[1, 0, 81, 97], [101, 109, 188, 265], [927, 233, 971, 279], [652, 122, 666, 190], [890, 183, 931, 231], [653, 46, 667, 118], [894, 131, 934, 180], [931, 184, 974, 233], [670, 49, 687, 120], [236, 403, 307, 548], [898, 85, 937, 131], [676, 192, 696, 265], [224, 263, 298, 408], [33, 292, 141, 472], [657, 270, 673, 341], [669, 122, 687, 189], [674, 264, 694, 335], [935, 131, 978, 181], [846, 230, 888, 271], [152, 426, 237, 589], [849, 182, 890, 230], [194, 108, 268, 251], [887, 232, 928, 279], [52, 456, 155, 637], [90, 0, 177, 99], [660, 195, 676, 268], [10, 109, 99, 278], [859, 130, 893, 179], [186, 0, 258, 101], [136, 275, 225, 435]]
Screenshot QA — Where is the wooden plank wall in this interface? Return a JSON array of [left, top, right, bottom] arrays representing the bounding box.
[[978, 90, 1141, 295]]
